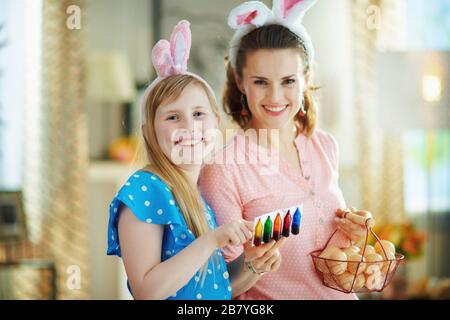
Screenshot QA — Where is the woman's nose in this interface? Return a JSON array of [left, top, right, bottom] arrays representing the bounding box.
[[268, 84, 283, 102]]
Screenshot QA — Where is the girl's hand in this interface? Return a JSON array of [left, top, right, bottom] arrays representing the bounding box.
[[243, 237, 286, 274], [335, 207, 372, 243], [212, 219, 254, 248]]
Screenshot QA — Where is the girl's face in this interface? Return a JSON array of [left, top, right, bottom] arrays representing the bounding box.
[[154, 83, 219, 168], [237, 48, 306, 130]]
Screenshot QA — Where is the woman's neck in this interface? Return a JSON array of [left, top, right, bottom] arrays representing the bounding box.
[[248, 120, 300, 150]]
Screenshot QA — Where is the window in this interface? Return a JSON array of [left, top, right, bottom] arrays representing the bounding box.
[[399, 0, 450, 216], [0, 0, 24, 189], [406, 0, 450, 50], [0, 0, 41, 190], [404, 130, 450, 215]]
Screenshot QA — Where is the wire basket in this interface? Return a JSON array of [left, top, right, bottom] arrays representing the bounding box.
[[310, 217, 405, 293]]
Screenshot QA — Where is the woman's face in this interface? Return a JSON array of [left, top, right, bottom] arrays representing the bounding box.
[[237, 48, 306, 130], [153, 83, 219, 168]]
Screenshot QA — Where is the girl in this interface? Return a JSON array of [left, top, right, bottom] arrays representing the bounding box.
[[199, 0, 367, 299], [107, 20, 284, 300]]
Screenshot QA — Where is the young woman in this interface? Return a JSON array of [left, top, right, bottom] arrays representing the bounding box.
[[199, 0, 367, 299], [107, 20, 284, 300]]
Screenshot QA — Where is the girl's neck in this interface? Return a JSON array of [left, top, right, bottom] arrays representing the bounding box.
[[180, 164, 202, 185]]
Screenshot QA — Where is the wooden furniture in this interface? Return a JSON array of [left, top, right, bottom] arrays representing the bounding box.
[[0, 242, 56, 299]]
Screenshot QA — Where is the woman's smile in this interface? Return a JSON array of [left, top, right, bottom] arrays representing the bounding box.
[[262, 104, 290, 116]]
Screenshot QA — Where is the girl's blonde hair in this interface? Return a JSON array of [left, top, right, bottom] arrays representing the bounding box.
[[140, 74, 220, 286]]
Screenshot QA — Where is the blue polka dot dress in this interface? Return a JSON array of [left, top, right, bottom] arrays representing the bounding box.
[[107, 170, 232, 300]]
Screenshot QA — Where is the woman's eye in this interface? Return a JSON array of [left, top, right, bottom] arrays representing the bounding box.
[[284, 79, 296, 85], [254, 79, 267, 85]]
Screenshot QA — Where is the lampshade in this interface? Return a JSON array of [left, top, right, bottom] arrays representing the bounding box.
[[86, 52, 136, 103]]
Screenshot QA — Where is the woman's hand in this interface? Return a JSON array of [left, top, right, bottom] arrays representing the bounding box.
[[335, 207, 372, 243], [212, 219, 254, 248], [243, 237, 286, 274]]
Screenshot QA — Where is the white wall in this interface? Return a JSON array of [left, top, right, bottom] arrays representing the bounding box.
[[86, 0, 152, 84], [305, 0, 360, 207], [305, 0, 356, 168], [85, 0, 152, 299], [87, 161, 137, 299]]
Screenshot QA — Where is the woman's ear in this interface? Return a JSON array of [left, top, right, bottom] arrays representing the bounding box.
[[233, 69, 245, 93]]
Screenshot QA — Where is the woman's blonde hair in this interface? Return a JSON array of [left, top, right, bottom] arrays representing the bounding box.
[[140, 74, 220, 286], [223, 24, 319, 136]]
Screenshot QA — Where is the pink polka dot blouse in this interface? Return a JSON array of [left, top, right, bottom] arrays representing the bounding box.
[[198, 128, 358, 300]]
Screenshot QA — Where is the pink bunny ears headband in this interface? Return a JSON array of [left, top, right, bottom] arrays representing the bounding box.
[[228, 0, 317, 69], [141, 20, 216, 125]]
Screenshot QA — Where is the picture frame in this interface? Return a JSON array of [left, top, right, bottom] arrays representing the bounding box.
[[0, 191, 28, 242]]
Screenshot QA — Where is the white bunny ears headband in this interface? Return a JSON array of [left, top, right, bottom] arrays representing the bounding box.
[[228, 0, 317, 69], [141, 20, 216, 125]]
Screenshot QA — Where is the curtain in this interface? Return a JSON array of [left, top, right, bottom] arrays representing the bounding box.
[[21, 0, 90, 299], [351, 0, 450, 282], [351, 0, 406, 224]]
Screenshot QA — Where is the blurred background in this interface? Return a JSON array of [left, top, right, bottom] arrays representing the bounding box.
[[0, 0, 448, 299]]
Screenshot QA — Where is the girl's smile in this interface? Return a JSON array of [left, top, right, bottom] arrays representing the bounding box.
[[174, 136, 205, 147]]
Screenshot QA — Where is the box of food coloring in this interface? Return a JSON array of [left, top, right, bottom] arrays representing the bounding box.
[[252, 205, 303, 246]]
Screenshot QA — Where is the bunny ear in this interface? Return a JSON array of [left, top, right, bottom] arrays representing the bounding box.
[[228, 1, 272, 29], [152, 39, 173, 78], [273, 0, 317, 22], [169, 20, 191, 74]]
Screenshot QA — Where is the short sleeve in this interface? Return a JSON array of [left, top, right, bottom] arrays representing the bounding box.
[[315, 131, 351, 247], [199, 164, 244, 263], [317, 129, 339, 172], [329, 133, 339, 172], [107, 171, 184, 257], [322, 131, 345, 197]]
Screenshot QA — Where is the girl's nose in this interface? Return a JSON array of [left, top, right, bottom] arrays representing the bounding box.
[[180, 116, 193, 131], [182, 117, 201, 135]]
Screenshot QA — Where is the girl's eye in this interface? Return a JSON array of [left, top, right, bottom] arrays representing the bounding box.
[[166, 115, 179, 121], [193, 111, 206, 117], [283, 79, 296, 85]]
